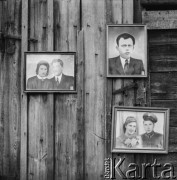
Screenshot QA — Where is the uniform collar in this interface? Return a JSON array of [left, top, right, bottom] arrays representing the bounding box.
[[145, 131, 155, 138]]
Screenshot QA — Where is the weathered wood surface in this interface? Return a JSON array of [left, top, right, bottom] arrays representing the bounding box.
[[154, 153, 177, 176], [75, 30, 84, 179], [0, 0, 21, 179], [143, 10, 177, 29], [106, 0, 145, 179], [149, 30, 177, 72], [143, 7, 177, 180], [27, 0, 54, 180], [1, 1, 177, 180], [141, 0, 177, 6], [151, 100, 177, 127], [82, 0, 106, 179], [20, 0, 28, 179], [54, 0, 80, 179], [150, 72, 177, 100]]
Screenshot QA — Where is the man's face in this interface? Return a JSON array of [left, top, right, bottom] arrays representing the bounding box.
[[116, 38, 134, 59], [38, 65, 48, 77], [125, 122, 136, 135], [52, 62, 63, 76], [143, 120, 154, 134]]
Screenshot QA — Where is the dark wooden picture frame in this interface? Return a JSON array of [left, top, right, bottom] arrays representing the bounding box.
[[24, 52, 76, 93], [111, 106, 169, 154], [107, 24, 147, 78]]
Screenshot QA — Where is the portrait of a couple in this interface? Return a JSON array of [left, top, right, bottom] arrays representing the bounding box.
[[116, 113, 163, 149], [111, 106, 170, 154], [25, 53, 76, 91]]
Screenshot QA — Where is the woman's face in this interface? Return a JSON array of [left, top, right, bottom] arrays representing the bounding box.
[[125, 122, 136, 135], [38, 65, 48, 77]]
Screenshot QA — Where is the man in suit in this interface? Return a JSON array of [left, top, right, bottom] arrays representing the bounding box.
[[141, 112, 163, 148], [109, 33, 145, 75], [50, 59, 74, 90]]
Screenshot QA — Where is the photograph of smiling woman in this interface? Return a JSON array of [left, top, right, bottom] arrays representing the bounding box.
[[116, 116, 142, 148], [27, 60, 52, 90]]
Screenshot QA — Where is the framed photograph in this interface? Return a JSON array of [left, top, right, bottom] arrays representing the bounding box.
[[111, 106, 169, 154], [24, 52, 76, 93], [107, 24, 147, 78]]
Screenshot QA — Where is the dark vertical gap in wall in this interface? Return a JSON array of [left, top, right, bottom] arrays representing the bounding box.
[[133, 0, 142, 23], [79, 0, 82, 30]]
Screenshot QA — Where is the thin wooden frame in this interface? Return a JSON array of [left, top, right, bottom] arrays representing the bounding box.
[[24, 52, 77, 93], [111, 106, 169, 154], [107, 24, 147, 78]]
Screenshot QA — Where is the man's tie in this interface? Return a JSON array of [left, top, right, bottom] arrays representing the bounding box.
[[124, 59, 129, 75], [56, 77, 60, 85]]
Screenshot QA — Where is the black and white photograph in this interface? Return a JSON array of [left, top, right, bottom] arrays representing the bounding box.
[[111, 106, 169, 153], [25, 52, 76, 92], [107, 24, 147, 78]]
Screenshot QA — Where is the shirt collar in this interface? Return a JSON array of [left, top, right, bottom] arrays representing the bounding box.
[[120, 56, 130, 68], [37, 75, 47, 80], [55, 73, 63, 82]]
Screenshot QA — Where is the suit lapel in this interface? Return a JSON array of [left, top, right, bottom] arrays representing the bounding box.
[[128, 58, 134, 74], [116, 56, 125, 75]]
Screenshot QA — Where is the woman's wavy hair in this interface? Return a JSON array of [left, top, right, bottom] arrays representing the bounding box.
[[36, 60, 50, 76]]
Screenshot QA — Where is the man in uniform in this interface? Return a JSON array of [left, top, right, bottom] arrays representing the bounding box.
[[141, 112, 163, 148], [108, 33, 145, 76]]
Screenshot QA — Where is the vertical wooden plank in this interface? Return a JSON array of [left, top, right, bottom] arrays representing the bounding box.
[[119, 0, 135, 175], [0, 0, 22, 178], [82, 0, 106, 179], [7, 0, 21, 177], [105, 0, 123, 163], [54, 0, 80, 179], [28, 0, 54, 180], [46, 1, 54, 180], [21, 0, 28, 179], [76, 29, 85, 179], [106, 0, 135, 178]]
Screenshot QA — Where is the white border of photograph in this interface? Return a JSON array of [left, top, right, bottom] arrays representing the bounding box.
[[107, 24, 147, 78], [111, 106, 169, 154]]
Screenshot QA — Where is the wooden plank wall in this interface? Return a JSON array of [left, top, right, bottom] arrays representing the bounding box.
[[0, 0, 21, 179], [142, 2, 177, 179], [1, 0, 177, 180]]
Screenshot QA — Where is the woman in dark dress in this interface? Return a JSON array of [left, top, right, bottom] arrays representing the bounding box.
[[27, 61, 52, 90]]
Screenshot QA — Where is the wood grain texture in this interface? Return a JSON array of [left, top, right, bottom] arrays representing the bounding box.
[[20, 0, 28, 179], [151, 100, 177, 127], [28, 0, 54, 180], [148, 29, 177, 72], [82, 0, 106, 179], [169, 127, 177, 152], [150, 72, 177, 100], [141, 0, 177, 6], [46, 1, 54, 180], [75, 29, 85, 179], [0, 0, 22, 179], [105, 0, 123, 164], [54, 0, 80, 179], [154, 152, 177, 172], [143, 10, 177, 29]]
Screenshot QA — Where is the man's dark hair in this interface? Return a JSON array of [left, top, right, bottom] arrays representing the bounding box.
[[51, 59, 64, 67], [116, 33, 135, 46], [36, 60, 49, 75]]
